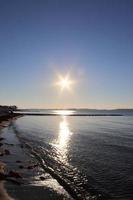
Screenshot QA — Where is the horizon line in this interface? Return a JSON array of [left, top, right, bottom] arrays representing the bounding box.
[[18, 107, 133, 110]]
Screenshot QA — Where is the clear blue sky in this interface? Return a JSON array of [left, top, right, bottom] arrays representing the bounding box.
[[0, 0, 133, 109]]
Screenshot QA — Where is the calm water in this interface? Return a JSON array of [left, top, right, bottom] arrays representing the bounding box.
[[11, 111, 133, 199]]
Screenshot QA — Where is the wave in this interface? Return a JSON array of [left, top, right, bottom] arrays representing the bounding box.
[[11, 123, 109, 200]]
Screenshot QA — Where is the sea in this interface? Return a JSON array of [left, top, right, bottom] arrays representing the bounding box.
[[11, 109, 133, 200]]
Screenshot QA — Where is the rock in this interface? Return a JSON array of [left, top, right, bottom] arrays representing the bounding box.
[[40, 176, 46, 181], [0, 163, 7, 181], [0, 172, 6, 180], [27, 164, 38, 169], [4, 149, 10, 155], [0, 152, 4, 156], [19, 165, 24, 169], [4, 143, 14, 146], [16, 160, 22, 163], [0, 143, 3, 147], [0, 137, 4, 141], [8, 170, 22, 179], [0, 161, 6, 173], [27, 165, 34, 170], [33, 164, 38, 168]]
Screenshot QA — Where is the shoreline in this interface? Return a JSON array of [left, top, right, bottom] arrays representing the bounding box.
[[0, 113, 23, 123], [0, 115, 73, 200], [0, 113, 23, 200]]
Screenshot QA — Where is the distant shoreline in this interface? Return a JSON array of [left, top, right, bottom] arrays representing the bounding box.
[[16, 112, 123, 117]]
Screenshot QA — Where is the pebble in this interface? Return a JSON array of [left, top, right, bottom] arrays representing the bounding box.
[[40, 176, 46, 181], [4, 149, 10, 155], [19, 165, 24, 169], [16, 160, 22, 163], [8, 170, 22, 179]]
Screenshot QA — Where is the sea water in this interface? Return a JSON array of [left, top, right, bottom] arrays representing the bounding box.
[[10, 110, 133, 199]]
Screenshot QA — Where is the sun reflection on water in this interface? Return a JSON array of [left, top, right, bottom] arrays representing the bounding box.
[[55, 116, 72, 162], [53, 110, 75, 116]]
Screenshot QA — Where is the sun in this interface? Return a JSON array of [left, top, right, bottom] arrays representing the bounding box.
[[56, 74, 74, 91]]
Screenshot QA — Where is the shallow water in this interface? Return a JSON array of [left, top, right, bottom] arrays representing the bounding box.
[[8, 113, 133, 199]]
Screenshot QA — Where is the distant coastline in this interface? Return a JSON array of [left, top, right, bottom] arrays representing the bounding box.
[[1, 105, 133, 119], [16, 112, 123, 117], [16, 108, 133, 116]]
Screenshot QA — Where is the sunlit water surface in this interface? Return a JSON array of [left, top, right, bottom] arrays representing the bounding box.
[[10, 112, 133, 200]]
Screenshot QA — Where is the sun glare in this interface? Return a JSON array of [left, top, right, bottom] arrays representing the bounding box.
[[56, 74, 74, 91]]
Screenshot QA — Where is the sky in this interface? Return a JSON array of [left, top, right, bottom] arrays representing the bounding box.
[[0, 0, 133, 109]]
